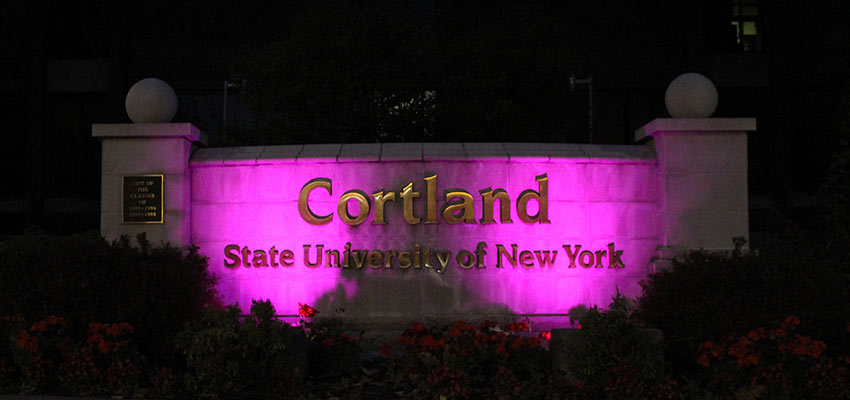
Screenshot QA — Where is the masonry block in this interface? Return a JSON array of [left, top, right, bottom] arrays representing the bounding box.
[[93, 123, 204, 246], [636, 118, 755, 260]]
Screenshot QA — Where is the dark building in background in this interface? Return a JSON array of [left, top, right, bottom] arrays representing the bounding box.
[[0, 0, 847, 235]]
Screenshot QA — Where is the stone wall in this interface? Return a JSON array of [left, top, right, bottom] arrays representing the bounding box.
[[190, 142, 658, 319], [92, 118, 754, 322]]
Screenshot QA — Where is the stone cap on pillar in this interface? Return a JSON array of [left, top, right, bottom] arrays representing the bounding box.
[[92, 123, 207, 145], [635, 118, 756, 142]]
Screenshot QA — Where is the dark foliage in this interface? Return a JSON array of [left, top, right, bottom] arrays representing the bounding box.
[[640, 141, 850, 373], [383, 319, 549, 399], [176, 300, 302, 400], [303, 318, 362, 380], [222, 0, 580, 145], [555, 292, 672, 400], [0, 232, 218, 366], [637, 238, 850, 372]]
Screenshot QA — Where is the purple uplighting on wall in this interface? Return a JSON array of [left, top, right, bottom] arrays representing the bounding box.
[[190, 156, 658, 318]]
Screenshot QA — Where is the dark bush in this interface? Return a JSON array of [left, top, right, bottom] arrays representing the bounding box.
[[637, 239, 850, 371], [175, 300, 301, 400], [0, 314, 147, 396], [555, 292, 672, 400], [386, 318, 550, 399], [0, 232, 218, 366], [691, 317, 850, 399], [302, 318, 362, 380]]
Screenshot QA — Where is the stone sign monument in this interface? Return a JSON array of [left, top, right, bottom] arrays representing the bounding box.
[[93, 74, 755, 324]]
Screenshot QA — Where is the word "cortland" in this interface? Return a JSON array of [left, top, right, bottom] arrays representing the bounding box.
[[299, 174, 550, 226]]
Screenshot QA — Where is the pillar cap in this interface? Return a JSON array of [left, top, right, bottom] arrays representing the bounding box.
[[635, 118, 756, 142], [92, 123, 207, 145]]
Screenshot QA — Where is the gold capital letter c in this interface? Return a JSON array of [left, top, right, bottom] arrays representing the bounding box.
[[299, 178, 333, 225]]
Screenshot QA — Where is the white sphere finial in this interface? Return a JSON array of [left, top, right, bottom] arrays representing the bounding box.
[[125, 78, 178, 123], [664, 73, 718, 118]]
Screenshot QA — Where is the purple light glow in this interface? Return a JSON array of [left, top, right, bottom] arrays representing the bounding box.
[[191, 157, 658, 318]]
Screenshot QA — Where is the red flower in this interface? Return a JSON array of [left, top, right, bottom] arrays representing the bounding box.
[[711, 343, 726, 357], [791, 336, 813, 356], [410, 322, 425, 332], [419, 335, 444, 351], [106, 323, 121, 336], [737, 354, 759, 366], [379, 343, 392, 356], [697, 353, 710, 367], [400, 335, 416, 346], [89, 322, 105, 333], [473, 332, 486, 347], [16, 330, 38, 352], [808, 340, 826, 358], [505, 318, 530, 332], [449, 328, 461, 338], [118, 322, 134, 334], [539, 331, 551, 341], [729, 338, 752, 360], [747, 330, 761, 341], [30, 321, 48, 332], [87, 333, 106, 348], [57, 339, 72, 354], [454, 320, 474, 333], [298, 303, 317, 318], [479, 320, 497, 330], [781, 316, 800, 330]]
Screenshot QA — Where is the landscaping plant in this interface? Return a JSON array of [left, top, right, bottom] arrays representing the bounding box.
[[176, 300, 301, 400], [0, 232, 219, 367], [386, 318, 549, 399]]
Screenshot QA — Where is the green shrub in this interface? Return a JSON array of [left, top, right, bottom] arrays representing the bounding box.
[[302, 318, 362, 380], [387, 318, 550, 399], [175, 300, 301, 400], [0, 315, 20, 392], [555, 292, 671, 400], [0, 315, 144, 396], [690, 317, 850, 399], [0, 232, 218, 366], [637, 239, 850, 372]]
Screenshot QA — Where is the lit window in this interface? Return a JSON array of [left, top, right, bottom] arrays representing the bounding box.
[[731, 0, 762, 51]]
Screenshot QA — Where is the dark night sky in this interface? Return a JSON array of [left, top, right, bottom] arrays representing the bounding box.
[[0, 0, 848, 234]]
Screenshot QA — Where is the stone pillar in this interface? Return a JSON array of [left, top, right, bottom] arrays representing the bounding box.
[[92, 123, 205, 246], [635, 118, 756, 268]]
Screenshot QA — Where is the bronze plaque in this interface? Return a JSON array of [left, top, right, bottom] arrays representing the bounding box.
[[122, 175, 164, 223]]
